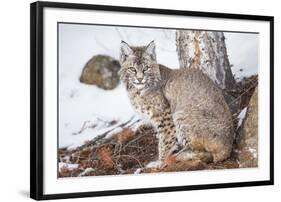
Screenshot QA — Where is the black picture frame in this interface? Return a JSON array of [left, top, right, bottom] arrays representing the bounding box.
[[30, 1, 274, 200]]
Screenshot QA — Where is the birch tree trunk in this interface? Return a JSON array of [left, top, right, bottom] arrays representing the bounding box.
[[176, 30, 236, 91]]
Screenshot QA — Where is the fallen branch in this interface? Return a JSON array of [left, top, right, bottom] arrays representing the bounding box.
[[72, 116, 140, 151], [72, 117, 119, 136], [72, 120, 95, 135]]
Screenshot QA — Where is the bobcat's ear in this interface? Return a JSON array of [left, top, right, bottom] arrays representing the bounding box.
[[120, 41, 133, 64], [145, 40, 156, 61]]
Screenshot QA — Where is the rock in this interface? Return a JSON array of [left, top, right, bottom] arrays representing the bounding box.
[[80, 55, 121, 90], [237, 86, 258, 167]]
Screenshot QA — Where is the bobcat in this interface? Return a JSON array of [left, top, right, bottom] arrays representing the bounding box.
[[119, 40, 234, 168]]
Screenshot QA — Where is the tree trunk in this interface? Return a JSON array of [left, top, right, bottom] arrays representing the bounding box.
[[176, 30, 236, 91]]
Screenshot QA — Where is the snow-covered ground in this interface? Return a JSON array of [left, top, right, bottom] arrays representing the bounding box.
[[59, 23, 258, 149]]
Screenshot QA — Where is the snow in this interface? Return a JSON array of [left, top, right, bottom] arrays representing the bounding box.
[[59, 23, 258, 149], [78, 168, 96, 177], [59, 162, 79, 172], [248, 148, 257, 158], [145, 160, 162, 169], [237, 107, 248, 129], [134, 168, 142, 174], [59, 84, 136, 149]]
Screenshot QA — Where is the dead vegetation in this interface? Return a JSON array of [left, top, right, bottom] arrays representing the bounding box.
[[59, 75, 258, 177]]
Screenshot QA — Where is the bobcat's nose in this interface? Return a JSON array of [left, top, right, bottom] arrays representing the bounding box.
[[136, 78, 143, 83]]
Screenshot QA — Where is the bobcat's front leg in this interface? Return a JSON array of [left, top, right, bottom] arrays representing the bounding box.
[[146, 110, 177, 168]]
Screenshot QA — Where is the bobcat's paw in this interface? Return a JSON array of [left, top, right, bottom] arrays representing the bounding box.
[[145, 160, 163, 169]]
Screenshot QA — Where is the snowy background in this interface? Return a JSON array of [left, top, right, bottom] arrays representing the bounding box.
[[58, 23, 258, 149]]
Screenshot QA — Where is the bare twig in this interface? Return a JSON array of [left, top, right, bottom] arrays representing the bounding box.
[[228, 81, 258, 107], [115, 27, 126, 40], [72, 120, 96, 135], [115, 155, 144, 169], [122, 133, 148, 150], [72, 116, 139, 151], [73, 117, 120, 136]]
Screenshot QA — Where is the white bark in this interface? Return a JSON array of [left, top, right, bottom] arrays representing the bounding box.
[[176, 30, 236, 90]]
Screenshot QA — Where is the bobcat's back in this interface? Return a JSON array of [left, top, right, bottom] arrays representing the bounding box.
[[163, 67, 234, 162]]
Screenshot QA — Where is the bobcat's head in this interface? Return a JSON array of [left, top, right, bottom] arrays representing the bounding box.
[[119, 41, 161, 90]]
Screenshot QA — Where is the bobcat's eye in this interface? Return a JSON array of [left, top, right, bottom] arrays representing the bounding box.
[[128, 67, 136, 73], [143, 66, 150, 72]]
